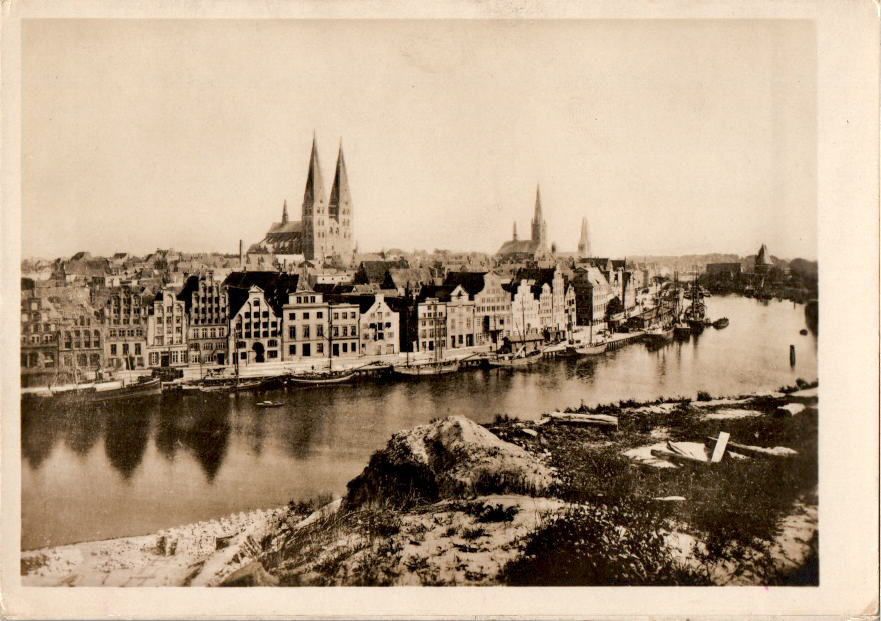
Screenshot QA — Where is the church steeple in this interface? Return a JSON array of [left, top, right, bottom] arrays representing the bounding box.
[[328, 140, 351, 223], [513, 221, 518, 241], [577, 216, 590, 258], [281, 200, 289, 224], [302, 133, 326, 217], [531, 184, 547, 250]]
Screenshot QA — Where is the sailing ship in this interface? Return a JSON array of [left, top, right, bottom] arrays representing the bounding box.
[[22, 372, 161, 405], [487, 292, 543, 368], [393, 299, 460, 377], [565, 320, 607, 357], [288, 302, 356, 385]]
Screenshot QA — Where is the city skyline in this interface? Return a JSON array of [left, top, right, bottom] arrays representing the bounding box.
[[23, 19, 816, 260]]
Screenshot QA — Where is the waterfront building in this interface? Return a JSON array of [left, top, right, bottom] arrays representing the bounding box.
[[250, 136, 355, 266], [505, 279, 542, 345], [20, 279, 61, 387], [281, 289, 359, 362], [496, 185, 552, 262], [178, 272, 230, 366], [706, 262, 743, 279], [445, 285, 477, 349], [512, 267, 573, 339], [101, 285, 150, 371], [416, 296, 448, 353], [443, 271, 510, 346], [224, 272, 298, 365], [571, 265, 613, 326], [350, 294, 398, 356], [145, 288, 188, 367]]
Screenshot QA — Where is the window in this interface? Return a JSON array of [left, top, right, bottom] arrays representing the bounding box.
[[318, 326, 325, 337], [352, 342, 357, 352], [123, 343, 130, 355], [303, 326, 310, 338], [268, 339, 278, 347], [303, 343, 311, 356], [317, 311, 323, 319], [289, 344, 297, 355], [262, 311, 269, 318], [135, 343, 141, 355], [110, 344, 118, 355], [268, 350, 278, 359], [289, 326, 297, 339], [342, 343, 348, 353], [333, 312, 339, 320], [253, 299, 260, 307], [245, 312, 250, 318], [150, 352, 158, 365], [316, 343, 324, 354], [303, 312, 310, 320], [289, 312, 296, 320]]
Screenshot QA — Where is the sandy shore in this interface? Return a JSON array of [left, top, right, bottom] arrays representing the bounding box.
[[21, 507, 286, 586]]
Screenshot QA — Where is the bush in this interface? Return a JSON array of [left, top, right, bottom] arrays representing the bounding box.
[[696, 391, 712, 402], [501, 502, 708, 586]]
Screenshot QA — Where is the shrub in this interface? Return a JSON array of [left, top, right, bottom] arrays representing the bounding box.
[[501, 502, 708, 586], [696, 391, 712, 402]]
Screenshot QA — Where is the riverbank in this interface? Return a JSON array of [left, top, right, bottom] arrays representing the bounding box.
[[22, 381, 818, 586]]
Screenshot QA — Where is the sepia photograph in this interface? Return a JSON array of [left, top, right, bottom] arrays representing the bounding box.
[[1, 1, 878, 618]]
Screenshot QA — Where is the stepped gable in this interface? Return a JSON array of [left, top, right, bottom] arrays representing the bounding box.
[[345, 416, 556, 509], [222, 271, 300, 316]]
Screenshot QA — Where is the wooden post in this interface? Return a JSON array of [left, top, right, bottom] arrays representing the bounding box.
[[790, 344, 796, 366]]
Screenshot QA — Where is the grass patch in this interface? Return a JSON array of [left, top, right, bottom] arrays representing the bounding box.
[[501, 501, 708, 586]]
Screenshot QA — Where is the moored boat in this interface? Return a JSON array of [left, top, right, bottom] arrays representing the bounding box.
[[713, 317, 729, 329], [673, 322, 692, 337], [486, 350, 542, 368], [287, 370, 356, 385], [566, 341, 607, 356], [393, 360, 461, 377], [645, 325, 674, 343]]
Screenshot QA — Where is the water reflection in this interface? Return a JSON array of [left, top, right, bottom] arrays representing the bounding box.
[[22, 296, 818, 549], [154, 398, 231, 481], [103, 404, 153, 480], [21, 409, 62, 470]]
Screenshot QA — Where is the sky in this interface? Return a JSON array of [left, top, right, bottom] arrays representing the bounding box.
[[22, 19, 817, 260]]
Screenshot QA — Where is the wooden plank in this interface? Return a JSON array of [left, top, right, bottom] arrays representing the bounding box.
[[650, 448, 709, 466], [710, 431, 730, 463]]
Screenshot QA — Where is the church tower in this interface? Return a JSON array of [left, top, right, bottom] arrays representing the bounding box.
[[301, 134, 328, 261], [577, 216, 590, 258], [328, 141, 354, 265], [531, 185, 548, 251]]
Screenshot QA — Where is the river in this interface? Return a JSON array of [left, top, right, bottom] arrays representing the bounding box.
[[21, 295, 817, 550]]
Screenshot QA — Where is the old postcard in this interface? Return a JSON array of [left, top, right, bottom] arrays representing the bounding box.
[[1, 0, 878, 618]]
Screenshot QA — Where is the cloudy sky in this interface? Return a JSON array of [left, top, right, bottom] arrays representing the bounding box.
[[22, 19, 816, 260]]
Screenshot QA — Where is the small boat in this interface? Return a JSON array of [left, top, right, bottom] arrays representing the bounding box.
[[256, 400, 286, 408], [287, 370, 356, 385], [486, 350, 543, 368], [713, 317, 730, 329], [198, 378, 265, 393], [645, 325, 674, 343], [687, 319, 705, 333], [566, 342, 607, 356], [393, 360, 461, 377], [673, 322, 691, 337]]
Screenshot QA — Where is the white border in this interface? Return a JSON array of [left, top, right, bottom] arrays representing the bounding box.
[[1, 1, 878, 618]]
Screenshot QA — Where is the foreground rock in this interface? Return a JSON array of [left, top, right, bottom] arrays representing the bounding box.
[[345, 415, 557, 509]]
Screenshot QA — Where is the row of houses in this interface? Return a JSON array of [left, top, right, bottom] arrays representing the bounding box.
[[21, 257, 656, 385]]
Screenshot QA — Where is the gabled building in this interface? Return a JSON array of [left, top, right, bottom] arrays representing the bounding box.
[[178, 272, 229, 366], [443, 271, 510, 346], [348, 293, 398, 357], [20, 279, 62, 387], [224, 271, 298, 365], [571, 265, 613, 327]]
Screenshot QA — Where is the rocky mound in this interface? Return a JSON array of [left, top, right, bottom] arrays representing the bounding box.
[[345, 416, 556, 509]]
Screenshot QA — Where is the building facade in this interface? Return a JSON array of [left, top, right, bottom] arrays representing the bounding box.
[[355, 294, 398, 357], [102, 285, 149, 370], [179, 273, 229, 366], [20, 281, 61, 387], [145, 289, 188, 367]]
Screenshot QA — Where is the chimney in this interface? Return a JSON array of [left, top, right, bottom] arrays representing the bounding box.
[[239, 240, 244, 269]]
